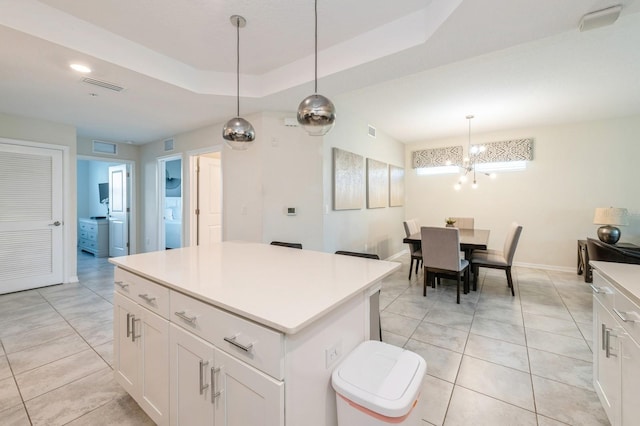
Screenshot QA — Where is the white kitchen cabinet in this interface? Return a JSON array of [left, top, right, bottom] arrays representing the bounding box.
[[591, 263, 640, 426], [169, 324, 284, 426], [114, 292, 170, 426]]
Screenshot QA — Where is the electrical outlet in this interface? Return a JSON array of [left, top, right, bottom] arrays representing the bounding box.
[[325, 341, 342, 368]]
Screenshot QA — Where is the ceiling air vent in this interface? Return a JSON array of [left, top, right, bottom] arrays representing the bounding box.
[[92, 140, 117, 155], [82, 77, 125, 92], [368, 125, 377, 138], [164, 138, 175, 152]]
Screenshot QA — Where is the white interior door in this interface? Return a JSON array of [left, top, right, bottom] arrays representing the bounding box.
[[0, 142, 63, 294], [109, 164, 129, 257], [198, 155, 222, 247]]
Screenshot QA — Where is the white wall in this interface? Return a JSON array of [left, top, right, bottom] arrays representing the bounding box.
[[322, 108, 406, 259], [405, 115, 640, 270], [138, 112, 324, 252], [77, 160, 120, 219], [0, 112, 78, 282]]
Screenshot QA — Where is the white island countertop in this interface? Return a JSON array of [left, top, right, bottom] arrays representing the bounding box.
[[109, 242, 400, 334], [590, 261, 640, 305]]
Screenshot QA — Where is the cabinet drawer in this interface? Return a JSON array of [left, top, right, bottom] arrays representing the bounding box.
[[592, 271, 616, 311], [79, 230, 88, 240], [79, 222, 97, 233], [80, 239, 96, 250], [170, 290, 284, 380], [614, 291, 640, 344], [114, 268, 170, 319]]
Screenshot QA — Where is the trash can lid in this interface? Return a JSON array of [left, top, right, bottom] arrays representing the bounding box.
[[331, 340, 427, 418]]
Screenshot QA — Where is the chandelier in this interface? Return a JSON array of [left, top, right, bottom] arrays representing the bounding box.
[[454, 115, 496, 190]]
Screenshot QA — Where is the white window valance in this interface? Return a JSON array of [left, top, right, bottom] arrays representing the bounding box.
[[412, 138, 533, 169], [412, 146, 463, 168], [474, 138, 533, 164]]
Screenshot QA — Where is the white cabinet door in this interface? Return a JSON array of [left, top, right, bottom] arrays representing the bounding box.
[[593, 298, 620, 424], [139, 308, 170, 425], [170, 324, 215, 426], [114, 293, 169, 426], [621, 335, 640, 425], [114, 293, 139, 396], [214, 348, 284, 426]]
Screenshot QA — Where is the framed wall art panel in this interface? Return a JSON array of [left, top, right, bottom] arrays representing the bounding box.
[[333, 148, 364, 210]]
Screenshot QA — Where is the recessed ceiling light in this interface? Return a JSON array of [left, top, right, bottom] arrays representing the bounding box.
[[70, 63, 91, 73]]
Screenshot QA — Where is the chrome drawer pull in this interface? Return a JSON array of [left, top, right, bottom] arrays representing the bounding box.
[[224, 335, 254, 352], [115, 281, 129, 289], [211, 366, 222, 402], [613, 308, 639, 323], [590, 284, 612, 294], [175, 311, 197, 323], [138, 293, 156, 303], [199, 360, 209, 395]]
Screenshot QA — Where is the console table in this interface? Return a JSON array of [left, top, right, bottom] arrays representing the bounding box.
[[577, 239, 640, 283]]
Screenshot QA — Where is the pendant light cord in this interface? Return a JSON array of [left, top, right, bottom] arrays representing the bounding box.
[[314, 0, 318, 94], [236, 16, 240, 117]]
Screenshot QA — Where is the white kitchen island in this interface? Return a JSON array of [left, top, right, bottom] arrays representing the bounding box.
[[109, 242, 400, 426]]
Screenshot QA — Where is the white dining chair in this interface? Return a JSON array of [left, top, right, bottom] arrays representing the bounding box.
[[449, 217, 475, 229], [470, 222, 523, 295], [421, 226, 469, 304], [403, 219, 422, 279]]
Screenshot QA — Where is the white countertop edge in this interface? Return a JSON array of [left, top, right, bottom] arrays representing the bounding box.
[[112, 262, 400, 334]]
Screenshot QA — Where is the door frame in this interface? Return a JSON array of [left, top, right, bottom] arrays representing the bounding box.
[[186, 146, 223, 247], [1, 137, 74, 283], [78, 155, 137, 255]]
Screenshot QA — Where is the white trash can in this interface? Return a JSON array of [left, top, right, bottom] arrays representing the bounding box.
[[331, 340, 426, 426]]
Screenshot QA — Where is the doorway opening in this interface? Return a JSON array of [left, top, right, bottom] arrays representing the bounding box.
[[187, 149, 223, 248], [158, 156, 183, 250], [77, 157, 135, 259]]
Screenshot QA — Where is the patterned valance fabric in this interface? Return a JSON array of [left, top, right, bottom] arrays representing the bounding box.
[[412, 146, 463, 168], [412, 138, 533, 168], [474, 138, 533, 163]]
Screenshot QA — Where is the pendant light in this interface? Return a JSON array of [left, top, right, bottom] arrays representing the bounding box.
[[222, 15, 255, 150], [296, 0, 336, 136], [454, 115, 495, 190]]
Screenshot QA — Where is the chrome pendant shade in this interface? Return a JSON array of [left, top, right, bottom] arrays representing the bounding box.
[[297, 94, 336, 136], [296, 0, 336, 135], [222, 15, 255, 150]]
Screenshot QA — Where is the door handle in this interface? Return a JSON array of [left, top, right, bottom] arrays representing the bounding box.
[[49, 221, 62, 226]]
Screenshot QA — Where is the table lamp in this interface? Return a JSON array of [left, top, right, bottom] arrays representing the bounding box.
[[593, 207, 628, 244]]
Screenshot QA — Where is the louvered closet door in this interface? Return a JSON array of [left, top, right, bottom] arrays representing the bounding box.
[[0, 142, 63, 294]]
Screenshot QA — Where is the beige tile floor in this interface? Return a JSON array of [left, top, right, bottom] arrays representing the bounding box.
[[0, 251, 609, 425]]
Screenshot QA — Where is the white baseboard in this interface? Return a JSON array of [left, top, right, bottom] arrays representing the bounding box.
[[513, 262, 575, 274], [385, 249, 409, 261], [66, 275, 80, 283]]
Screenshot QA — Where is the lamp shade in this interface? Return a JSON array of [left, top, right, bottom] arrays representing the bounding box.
[[593, 207, 629, 226]]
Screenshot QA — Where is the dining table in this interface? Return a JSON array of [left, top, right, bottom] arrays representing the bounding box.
[[403, 228, 490, 260]]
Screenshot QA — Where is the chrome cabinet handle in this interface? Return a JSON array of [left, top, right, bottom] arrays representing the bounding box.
[[601, 323, 606, 351], [211, 366, 221, 402], [138, 293, 156, 303], [126, 313, 132, 338], [613, 308, 639, 323], [175, 311, 197, 323], [199, 360, 209, 395], [605, 328, 618, 358], [590, 285, 612, 294], [115, 281, 129, 289], [223, 335, 254, 352], [131, 317, 141, 342]]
